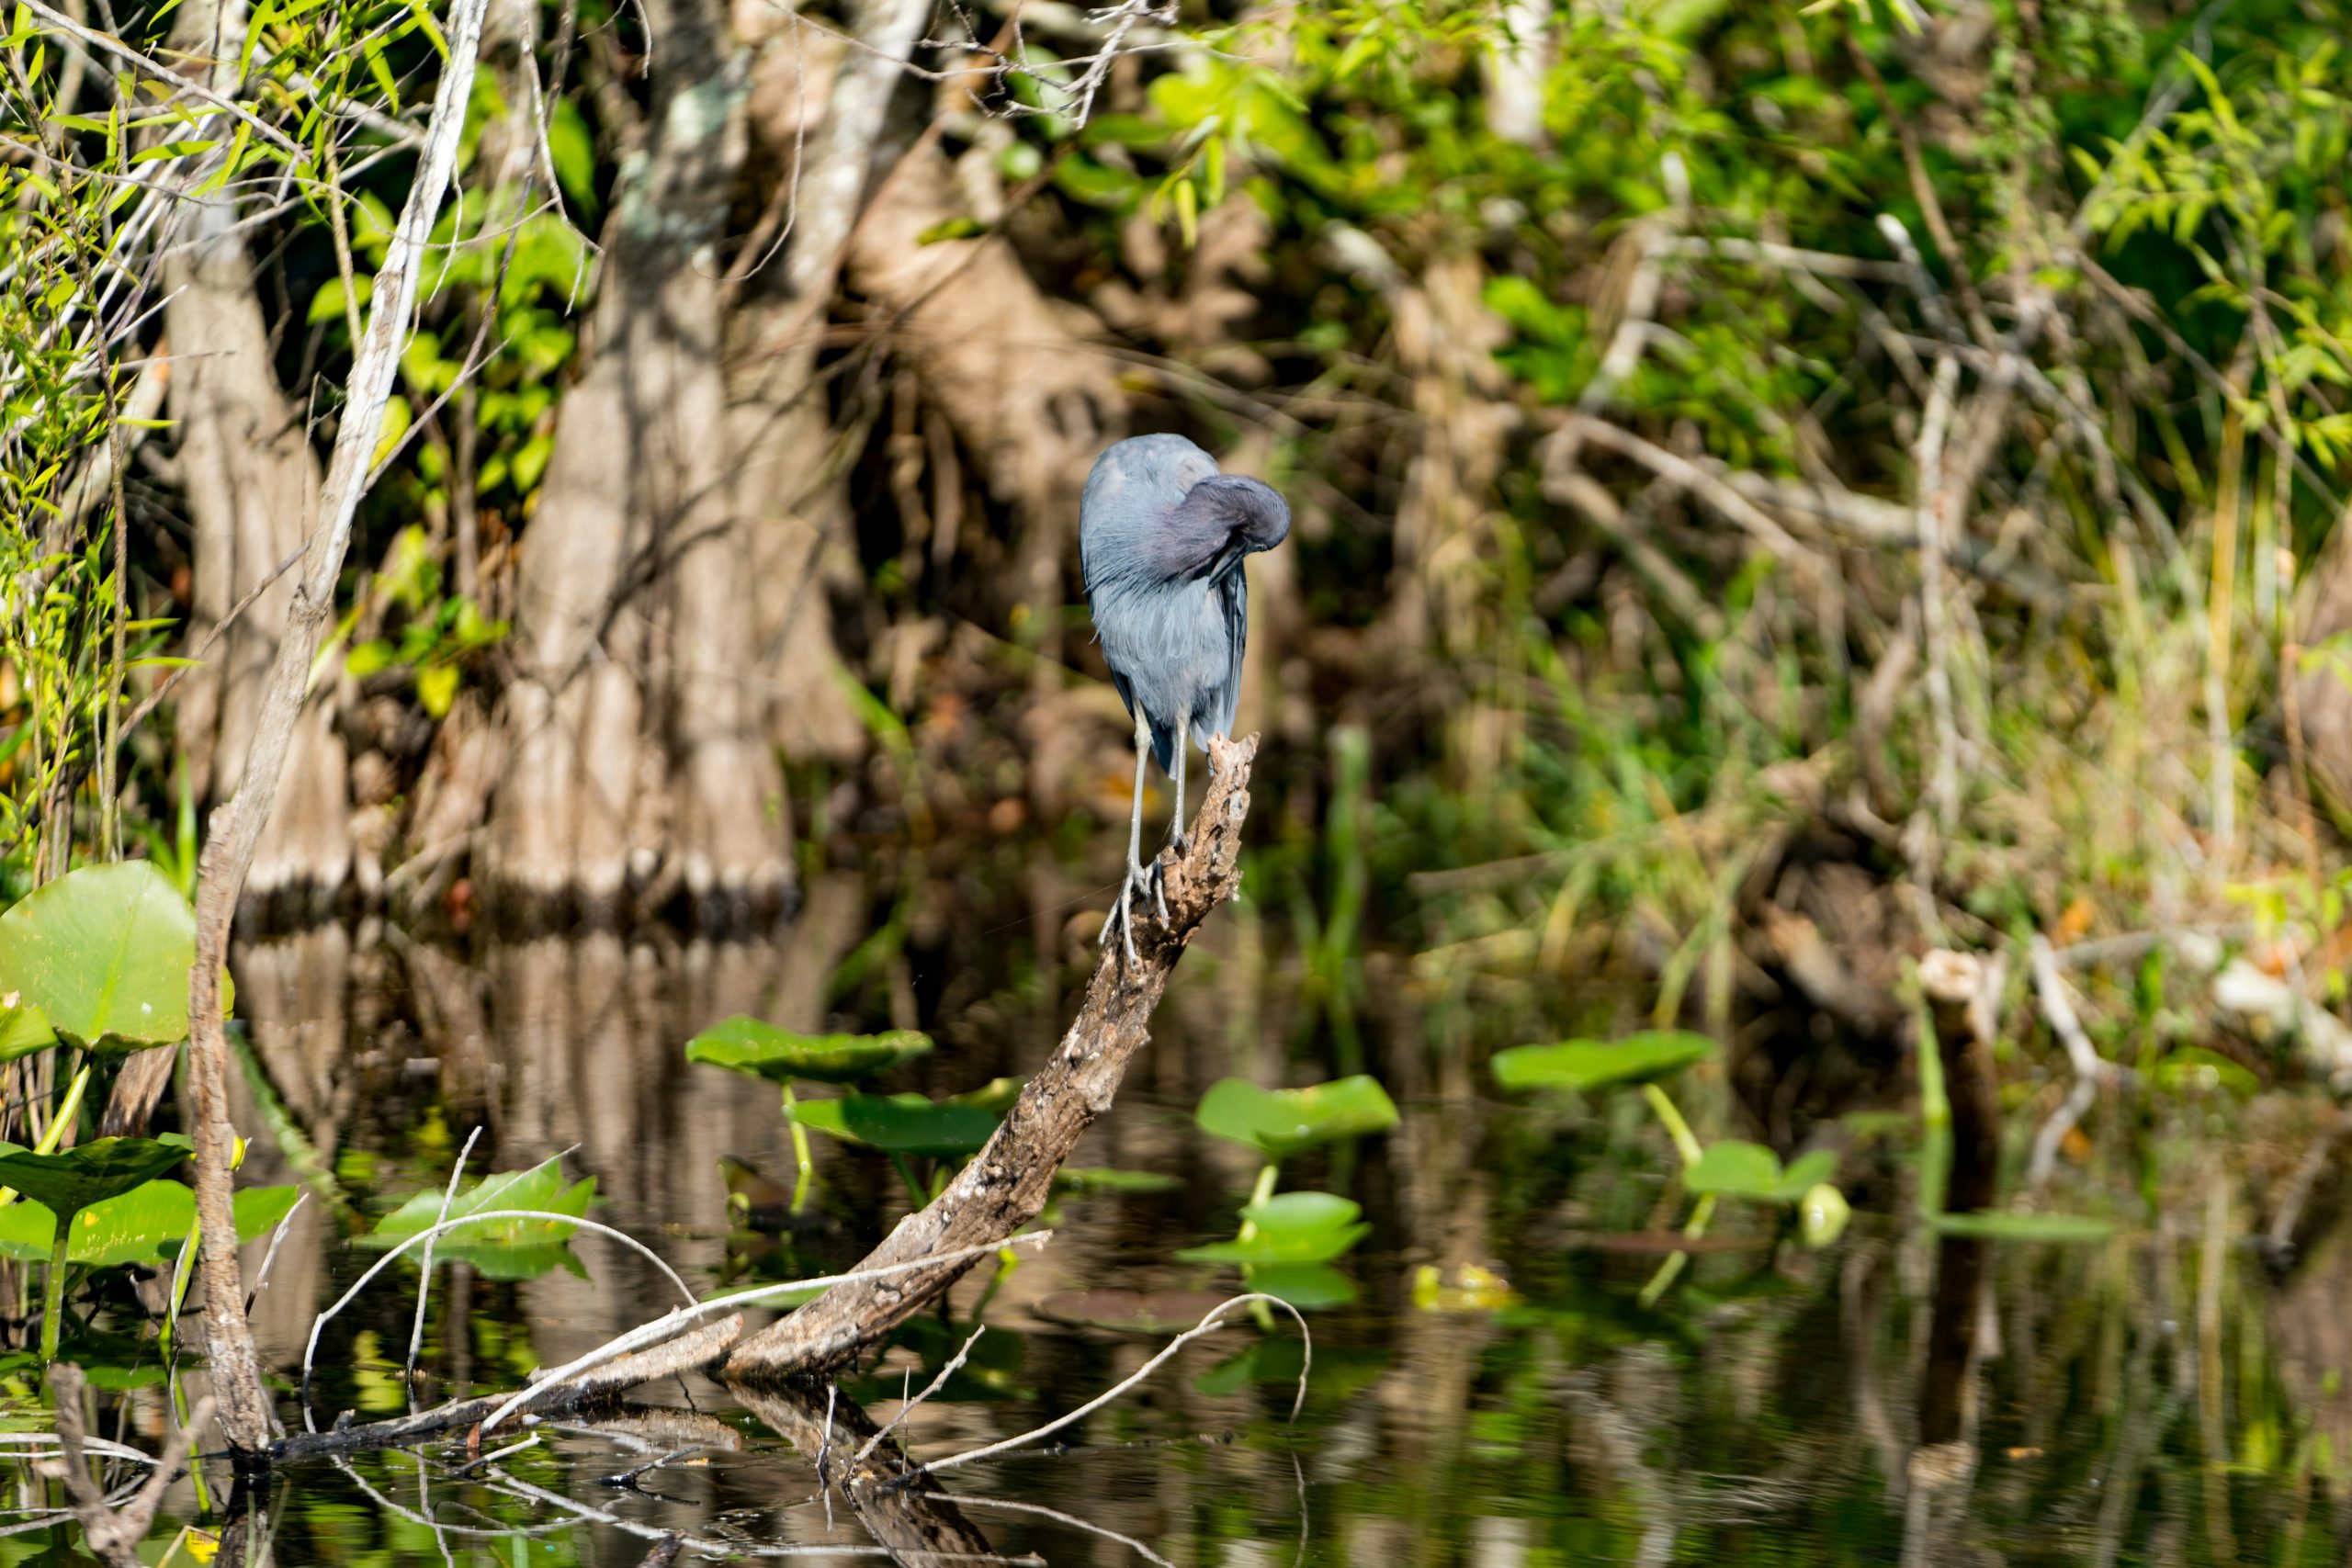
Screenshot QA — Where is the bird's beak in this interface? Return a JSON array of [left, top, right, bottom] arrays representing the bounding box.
[[1201, 538, 1249, 585]]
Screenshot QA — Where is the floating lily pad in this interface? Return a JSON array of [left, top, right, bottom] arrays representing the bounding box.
[[0, 863, 203, 1053], [684, 1017, 933, 1085], [0, 1136, 191, 1220], [1489, 1031, 1717, 1093], [1051, 1167, 1182, 1196], [364, 1156, 597, 1280], [1681, 1142, 1837, 1203], [786, 1093, 1001, 1157], [1194, 1077, 1398, 1160], [1176, 1191, 1369, 1266], [1932, 1211, 2114, 1244]]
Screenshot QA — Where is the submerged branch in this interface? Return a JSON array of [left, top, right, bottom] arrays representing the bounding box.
[[724, 733, 1259, 1379]]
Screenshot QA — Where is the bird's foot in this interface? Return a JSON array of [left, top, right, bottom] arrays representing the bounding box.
[[1099, 857, 1159, 967]]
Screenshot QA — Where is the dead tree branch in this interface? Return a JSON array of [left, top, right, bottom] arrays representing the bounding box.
[[183, 0, 492, 1456], [724, 733, 1259, 1379], [47, 1364, 212, 1568]]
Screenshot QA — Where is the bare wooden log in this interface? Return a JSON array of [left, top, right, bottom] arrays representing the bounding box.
[[724, 733, 1258, 1378]]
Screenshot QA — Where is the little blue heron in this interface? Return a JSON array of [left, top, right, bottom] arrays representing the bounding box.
[[1080, 434, 1291, 964]]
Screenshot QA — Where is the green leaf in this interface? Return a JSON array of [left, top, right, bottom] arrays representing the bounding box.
[[1051, 1167, 1181, 1196], [0, 862, 200, 1052], [684, 1017, 933, 1085], [1240, 1261, 1356, 1310], [1175, 1190, 1369, 1265], [1683, 1139, 1784, 1199], [1490, 1032, 1717, 1093], [1932, 1211, 2114, 1244], [0, 996, 53, 1063], [363, 1156, 596, 1280], [308, 272, 371, 325], [1193, 1076, 1399, 1158], [786, 1093, 1000, 1157], [916, 217, 988, 245], [0, 1136, 190, 1220], [0, 1179, 299, 1269], [415, 662, 459, 717]]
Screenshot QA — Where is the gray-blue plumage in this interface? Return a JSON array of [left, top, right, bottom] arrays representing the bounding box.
[[1080, 434, 1290, 773]]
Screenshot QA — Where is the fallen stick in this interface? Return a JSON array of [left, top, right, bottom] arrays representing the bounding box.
[[725, 733, 1258, 1379], [47, 1365, 211, 1568]]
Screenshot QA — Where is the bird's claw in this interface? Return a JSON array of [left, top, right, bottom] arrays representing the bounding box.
[[1099, 857, 1157, 968]]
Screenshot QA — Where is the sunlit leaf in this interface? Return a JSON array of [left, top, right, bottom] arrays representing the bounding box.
[[685, 1016, 933, 1085], [0, 862, 200, 1052], [363, 1156, 596, 1280], [1490, 1032, 1717, 1094], [1194, 1076, 1398, 1158], [786, 1093, 999, 1157], [1175, 1190, 1368, 1264], [0, 1136, 190, 1220]]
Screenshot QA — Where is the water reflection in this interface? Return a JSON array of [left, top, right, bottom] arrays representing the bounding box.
[[49, 921, 2340, 1565]]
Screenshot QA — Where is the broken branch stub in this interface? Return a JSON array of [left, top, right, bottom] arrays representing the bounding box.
[[723, 733, 1258, 1379]]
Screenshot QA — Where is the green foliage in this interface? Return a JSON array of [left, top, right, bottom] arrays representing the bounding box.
[[0, 861, 202, 1053], [1194, 1075, 1399, 1159], [0, 1180, 297, 1269], [684, 1017, 934, 1085], [1683, 1140, 1838, 1203], [364, 1156, 596, 1280], [0, 1135, 190, 1220], [1176, 1191, 1370, 1265], [784, 1093, 1000, 1158], [1490, 1032, 1717, 1093]]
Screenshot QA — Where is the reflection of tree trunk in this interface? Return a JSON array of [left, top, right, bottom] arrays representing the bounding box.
[[164, 0, 350, 912]]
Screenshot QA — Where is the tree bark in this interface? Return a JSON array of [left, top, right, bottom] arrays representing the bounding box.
[[163, 0, 350, 913], [724, 735, 1256, 1379], [185, 0, 491, 1453]]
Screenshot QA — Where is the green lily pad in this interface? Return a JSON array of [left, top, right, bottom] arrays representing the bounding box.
[[1932, 1211, 2114, 1244], [1176, 1191, 1370, 1266], [0, 863, 201, 1053], [786, 1094, 1001, 1157], [684, 1017, 933, 1085], [1683, 1141, 1837, 1203], [0, 1181, 300, 1268], [363, 1156, 597, 1280], [0, 1136, 191, 1220], [1194, 1077, 1399, 1160], [1490, 1031, 1718, 1093], [1239, 1261, 1358, 1310]]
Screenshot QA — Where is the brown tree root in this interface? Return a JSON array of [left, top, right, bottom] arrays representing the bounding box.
[[723, 733, 1258, 1380]]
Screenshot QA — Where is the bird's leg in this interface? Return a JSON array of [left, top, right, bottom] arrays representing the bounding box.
[[1165, 714, 1192, 857], [1100, 708, 1153, 966]]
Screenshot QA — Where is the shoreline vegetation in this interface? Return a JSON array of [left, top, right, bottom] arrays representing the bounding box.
[[5, 0, 2352, 1556]]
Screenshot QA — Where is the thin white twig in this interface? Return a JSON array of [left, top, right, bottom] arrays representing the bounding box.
[[407, 1126, 482, 1382], [940, 1495, 1178, 1568], [301, 1208, 698, 1422], [854, 1325, 986, 1464], [473, 1233, 1056, 1438], [918, 1294, 1307, 1476], [242, 1189, 310, 1313]]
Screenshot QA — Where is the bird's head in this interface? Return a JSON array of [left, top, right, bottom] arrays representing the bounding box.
[[1163, 473, 1290, 581]]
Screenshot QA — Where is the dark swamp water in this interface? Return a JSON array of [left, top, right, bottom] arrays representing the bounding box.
[[26, 891, 2352, 1568]]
